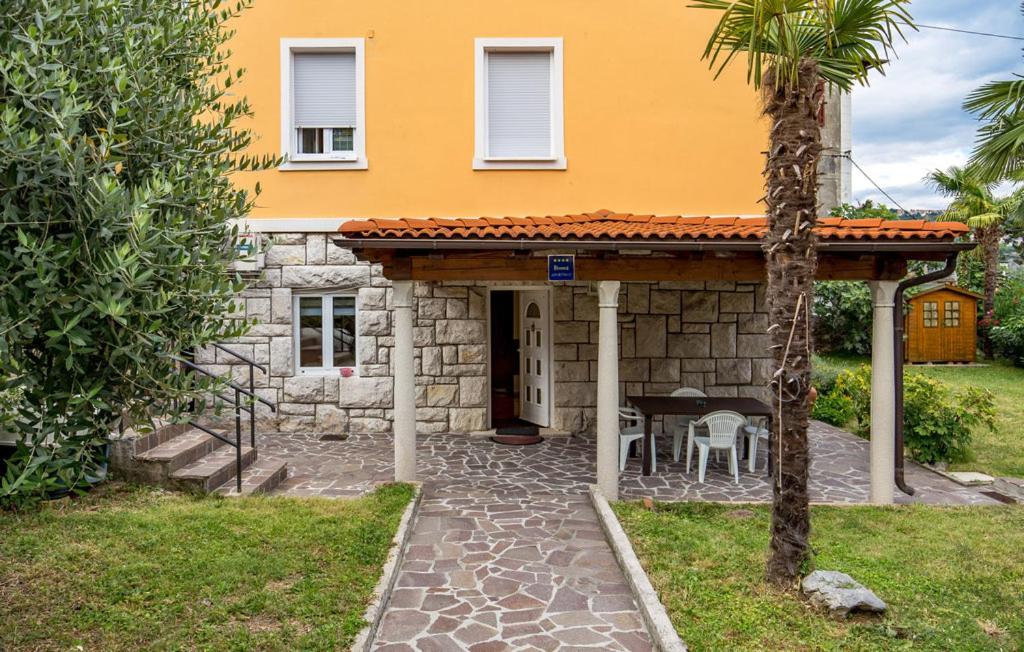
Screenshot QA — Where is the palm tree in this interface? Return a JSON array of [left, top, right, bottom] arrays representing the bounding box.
[[692, 0, 912, 587], [926, 166, 1024, 357], [964, 1, 1024, 185], [964, 79, 1024, 182]]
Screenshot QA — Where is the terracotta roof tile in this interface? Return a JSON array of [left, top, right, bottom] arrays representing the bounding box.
[[337, 211, 969, 243]]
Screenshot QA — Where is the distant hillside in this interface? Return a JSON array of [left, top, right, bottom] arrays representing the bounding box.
[[896, 209, 946, 220]]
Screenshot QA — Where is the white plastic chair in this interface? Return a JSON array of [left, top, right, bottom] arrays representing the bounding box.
[[670, 387, 706, 463], [687, 410, 745, 484], [619, 406, 655, 472], [741, 417, 770, 473]]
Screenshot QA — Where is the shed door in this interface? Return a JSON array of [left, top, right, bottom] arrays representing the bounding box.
[[519, 291, 551, 427], [920, 299, 943, 361], [915, 296, 971, 362], [941, 298, 968, 362]]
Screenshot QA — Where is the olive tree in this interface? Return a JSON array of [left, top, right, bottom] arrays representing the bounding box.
[[0, 0, 273, 506]]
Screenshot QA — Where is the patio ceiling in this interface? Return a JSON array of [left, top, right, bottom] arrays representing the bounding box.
[[335, 210, 974, 282]]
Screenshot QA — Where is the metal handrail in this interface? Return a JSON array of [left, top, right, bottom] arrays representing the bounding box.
[[214, 394, 253, 414], [187, 419, 237, 448], [210, 343, 268, 375], [173, 357, 275, 410], [172, 350, 278, 493]]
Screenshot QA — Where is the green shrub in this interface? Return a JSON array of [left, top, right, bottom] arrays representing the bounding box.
[[0, 0, 275, 509], [991, 272, 1024, 366], [955, 252, 987, 297], [813, 282, 873, 355], [991, 315, 1024, 367], [828, 365, 995, 465], [811, 391, 855, 427], [810, 359, 845, 395]]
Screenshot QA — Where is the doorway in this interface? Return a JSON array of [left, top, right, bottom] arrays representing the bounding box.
[[489, 288, 552, 429]]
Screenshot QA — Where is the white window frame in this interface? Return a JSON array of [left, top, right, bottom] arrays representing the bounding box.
[[293, 293, 359, 375], [474, 38, 566, 170], [280, 38, 367, 171]]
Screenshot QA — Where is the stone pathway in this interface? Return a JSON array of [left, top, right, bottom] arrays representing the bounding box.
[[255, 421, 1000, 649], [374, 490, 651, 651]]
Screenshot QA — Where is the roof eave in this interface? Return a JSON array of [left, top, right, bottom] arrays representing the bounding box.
[[332, 237, 976, 256]]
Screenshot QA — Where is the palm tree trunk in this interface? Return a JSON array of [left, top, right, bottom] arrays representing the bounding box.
[[762, 59, 823, 587], [978, 225, 1001, 359]]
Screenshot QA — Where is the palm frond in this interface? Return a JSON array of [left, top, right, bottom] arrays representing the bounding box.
[[968, 111, 1024, 182], [924, 166, 992, 202], [691, 0, 915, 92], [964, 75, 1024, 120], [966, 212, 1004, 229], [820, 0, 914, 87]]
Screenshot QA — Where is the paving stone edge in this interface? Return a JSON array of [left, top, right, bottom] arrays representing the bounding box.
[[589, 485, 688, 652], [353, 482, 423, 652]]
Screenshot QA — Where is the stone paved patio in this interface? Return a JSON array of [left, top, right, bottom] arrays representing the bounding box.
[[263, 421, 998, 505]]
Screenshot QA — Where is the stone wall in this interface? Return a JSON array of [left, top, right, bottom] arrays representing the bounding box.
[[550, 281, 771, 434], [200, 236, 771, 436], [195, 233, 385, 433], [197, 234, 494, 435]]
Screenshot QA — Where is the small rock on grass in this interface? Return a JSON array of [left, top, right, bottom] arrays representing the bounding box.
[[801, 570, 887, 617]]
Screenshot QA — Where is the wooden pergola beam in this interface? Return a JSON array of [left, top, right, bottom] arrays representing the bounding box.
[[372, 251, 907, 282]]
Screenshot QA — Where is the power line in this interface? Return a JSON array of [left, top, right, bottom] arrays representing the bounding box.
[[917, 23, 1024, 42], [826, 152, 911, 213]]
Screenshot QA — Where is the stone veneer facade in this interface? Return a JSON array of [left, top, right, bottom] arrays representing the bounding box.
[[199, 234, 772, 436]]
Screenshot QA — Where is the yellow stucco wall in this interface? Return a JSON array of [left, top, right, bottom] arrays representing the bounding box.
[[231, 0, 767, 219]]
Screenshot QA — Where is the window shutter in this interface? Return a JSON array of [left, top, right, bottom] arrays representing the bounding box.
[[486, 51, 552, 158], [293, 51, 356, 128]]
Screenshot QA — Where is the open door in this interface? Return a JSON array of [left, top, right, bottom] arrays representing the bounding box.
[[518, 290, 551, 427]]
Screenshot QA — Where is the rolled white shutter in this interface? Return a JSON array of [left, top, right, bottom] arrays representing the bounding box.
[[293, 51, 356, 128], [486, 51, 552, 158]]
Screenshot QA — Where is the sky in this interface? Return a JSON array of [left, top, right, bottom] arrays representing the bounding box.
[[852, 0, 1023, 210]]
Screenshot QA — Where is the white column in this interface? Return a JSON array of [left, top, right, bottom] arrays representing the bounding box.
[[392, 280, 416, 482], [596, 281, 621, 500], [868, 280, 899, 504]]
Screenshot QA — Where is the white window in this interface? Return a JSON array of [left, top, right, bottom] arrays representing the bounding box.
[[474, 38, 565, 170], [280, 38, 366, 170], [294, 294, 358, 374]]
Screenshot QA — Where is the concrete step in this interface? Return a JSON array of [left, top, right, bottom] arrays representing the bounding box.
[[214, 458, 289, 496], [170, 445, 257, 492], [136, 428, 229, 474], [127, 421, 190, 456]]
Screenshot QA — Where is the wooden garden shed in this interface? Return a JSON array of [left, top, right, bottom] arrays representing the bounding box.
[[906, 283, 982, 363]]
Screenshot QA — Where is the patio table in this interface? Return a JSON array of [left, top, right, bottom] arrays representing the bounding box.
[[625, 396, 774, 476]]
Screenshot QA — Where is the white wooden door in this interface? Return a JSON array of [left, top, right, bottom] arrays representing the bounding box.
[[519, 290, 551, 427]]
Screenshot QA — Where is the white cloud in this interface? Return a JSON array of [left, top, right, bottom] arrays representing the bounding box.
[[850, 0, 1022, 209]]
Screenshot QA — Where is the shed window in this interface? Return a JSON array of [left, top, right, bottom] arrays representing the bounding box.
[[944, 301, 961, 327], [923, 301, 939, 328]]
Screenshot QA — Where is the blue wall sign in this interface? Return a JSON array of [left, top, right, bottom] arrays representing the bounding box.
[[548, 254, 575, 281]]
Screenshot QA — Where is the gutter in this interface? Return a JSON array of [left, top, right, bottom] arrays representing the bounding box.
[[893, 253, 960, 496]]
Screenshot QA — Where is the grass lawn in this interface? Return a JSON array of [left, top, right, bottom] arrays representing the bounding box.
[[0, 482, 413, 652], [816, 354, 1024, 478], [615, 501, 1024, 651]]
